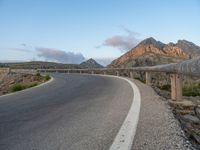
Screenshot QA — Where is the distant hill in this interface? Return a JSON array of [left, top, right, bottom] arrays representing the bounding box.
[[108, 37, 200, 68], [80, 58, 104, 68], [1, 59, 104, 69], [2, 61, 81, 69]]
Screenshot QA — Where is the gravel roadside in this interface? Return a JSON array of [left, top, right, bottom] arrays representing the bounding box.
[[131, 79, 195, 150]]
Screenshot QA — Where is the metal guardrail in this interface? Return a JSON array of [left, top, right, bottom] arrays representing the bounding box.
[[132, 57, 200, 77], [37, 57, 200, 77]]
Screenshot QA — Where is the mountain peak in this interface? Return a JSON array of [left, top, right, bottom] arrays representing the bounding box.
[[140, 37, 156, 44], [80, 58, 104, 68], [87, 58, 96, 62], [139, 37, 165, 49]]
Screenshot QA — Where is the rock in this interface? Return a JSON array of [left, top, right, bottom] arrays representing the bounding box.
[[169, 100, 196, 110], [195, 107, 200, 119], [175, 109, 195, 115], [182, 114, 200, 124]]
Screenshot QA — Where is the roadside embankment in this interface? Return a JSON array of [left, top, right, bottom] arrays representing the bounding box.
[[131, 79, 194, 150], [0, 72, 50, 96]]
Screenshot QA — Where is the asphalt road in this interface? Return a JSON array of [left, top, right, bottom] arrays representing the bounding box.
[[0, 74, 133, 150]]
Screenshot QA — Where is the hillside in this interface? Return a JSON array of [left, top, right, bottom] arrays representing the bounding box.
[[1, 59, 104, 69], [108, 37, 200, 68], [2, 61, 81, 69], [80, 58, 104, 68]]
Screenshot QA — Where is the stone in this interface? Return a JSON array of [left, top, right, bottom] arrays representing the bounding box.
[[195, 107, 200, 120], [182, 114, 200, 123], [169, 100, 196, 110], [175, 109, 195, 115]]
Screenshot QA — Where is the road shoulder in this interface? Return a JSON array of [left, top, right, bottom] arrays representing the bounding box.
[[131, 79, 193, 150]]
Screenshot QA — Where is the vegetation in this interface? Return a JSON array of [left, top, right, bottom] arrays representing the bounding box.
[[9, 84, 26, 92], [9, 82, 38, 92], [183, 83, 200, 96], [9, 74, 51, 92], [159, 82, 200, 96], [134, 77, 145, 83], [159, 84, 171, 91], [44, 75, 51, 81]]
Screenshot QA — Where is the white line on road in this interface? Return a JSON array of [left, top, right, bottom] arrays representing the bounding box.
[[109, 76, 141, 150], [94, 74, 141, 150]]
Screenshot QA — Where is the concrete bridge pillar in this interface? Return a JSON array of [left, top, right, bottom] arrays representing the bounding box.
[[170, 74, 182, 101], [116, 71, 119, 76], [130, 71, 134, 79], [80, 70, 82, 74], [91, 71, 94, 74], [67, 70, 70, 74], [145, 72, 151, 85], [103, 71, 106, 75]]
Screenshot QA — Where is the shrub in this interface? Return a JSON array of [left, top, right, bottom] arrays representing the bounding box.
[[134, 77, 145, 83], [160, 84, 171, 91], [36, 72, 41, 76], [44, 75, 50, 81], [10, 84, 26, 92], [183, 84, 200, 96]]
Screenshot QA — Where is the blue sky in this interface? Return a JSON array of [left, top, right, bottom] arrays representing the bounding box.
[[0, 0, 200, 65]]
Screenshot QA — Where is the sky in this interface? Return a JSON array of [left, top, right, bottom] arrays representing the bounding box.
[[0, 0, 200, 66]]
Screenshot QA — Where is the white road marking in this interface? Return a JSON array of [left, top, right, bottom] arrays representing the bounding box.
[[109, 76, 141, 150], [93, 74, 141, 150]]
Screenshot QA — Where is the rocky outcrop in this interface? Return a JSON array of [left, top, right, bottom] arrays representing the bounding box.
[[109, 37, 200, 68], [80, 58, 104, 68]]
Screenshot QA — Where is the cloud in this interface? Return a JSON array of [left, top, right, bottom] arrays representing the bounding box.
[[103, 28, 141, 52], [36, 48, 85, 64]]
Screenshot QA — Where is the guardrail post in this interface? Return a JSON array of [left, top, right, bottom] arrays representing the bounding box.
[[145, 72, 151, 85], [170, 74, 182, 101], [130, 71, 134, 79], [8, 68, 11, 74], [116, 71, 119, 76]]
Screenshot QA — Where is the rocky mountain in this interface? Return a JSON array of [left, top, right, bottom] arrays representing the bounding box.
[[108, 37, 200, 68], [80, 58, 104, 68]]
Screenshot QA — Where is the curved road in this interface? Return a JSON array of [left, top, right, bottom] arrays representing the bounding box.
[[0, 74, 133, 150]]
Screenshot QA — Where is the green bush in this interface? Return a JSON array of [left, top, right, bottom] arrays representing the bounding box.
[[44, 75, 50, 81], [10, 82, 38, 92], [134, 77, 145, 83], [160, 84, 171, 91], [183, 84, 200, 96], [36, 72, 41, 76], [10, 84, 26, 92]]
